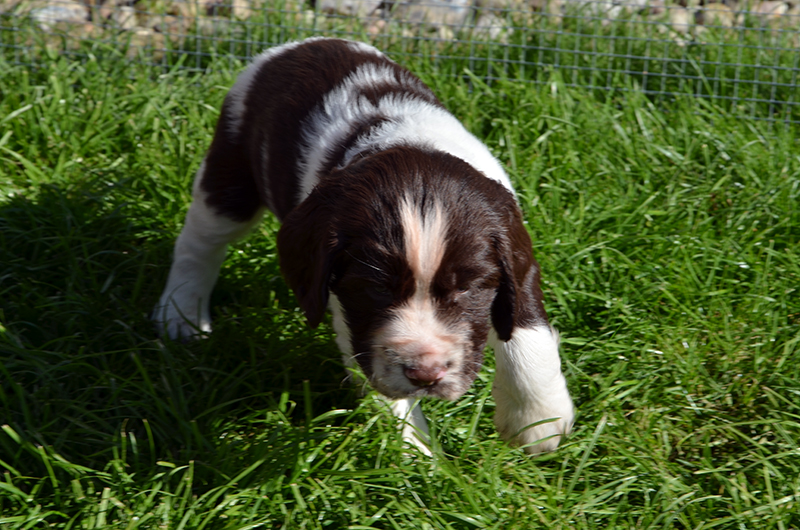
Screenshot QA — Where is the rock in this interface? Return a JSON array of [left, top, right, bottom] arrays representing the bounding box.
[[366, 17, 387, 35], [670, 5, 694, 33], [98, 0, 196, 35], [473, 12, 513, 41], [196, 14, 245, 36], [230, 0, 258, 19], [149, 14, 192, 38], [562, 0, 621, 19], [477, 0, 525, 11], [111, 5, 137, 29], [655, 5, 694, 44], [535, 0, 563, 23], [781, 4, 800, 28], [166, 0, 199, 19], [753, 1, 788, 25], [561, 0, 650, 22], [393, 0, 472, 34], [126, 27, 166, 60], [644, 0, 668, 16], [204, 0, 254, 18], [695, 2, 736, 27], [318, 0, 382, 18], [99, 0, 131, 23], [622, 0, 653, 14], [473, 0, 528, 38], [32, 20, 100, 51], [27, 0, 88, 30]]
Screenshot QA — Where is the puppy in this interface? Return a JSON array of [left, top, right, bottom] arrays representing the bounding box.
[[153, 37, 574, 455]]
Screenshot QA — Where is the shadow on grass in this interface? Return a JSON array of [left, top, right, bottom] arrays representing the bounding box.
[[0, 179, 360, 475]]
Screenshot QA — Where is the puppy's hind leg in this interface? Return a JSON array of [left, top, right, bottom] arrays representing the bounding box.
[[154, 160, 264, 340]]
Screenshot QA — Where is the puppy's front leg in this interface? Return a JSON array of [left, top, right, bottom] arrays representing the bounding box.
[[154, 164, 263, 339], [389, 397, 432, 456], [330, 296, 432, 456], [490, 326, 574, 453]]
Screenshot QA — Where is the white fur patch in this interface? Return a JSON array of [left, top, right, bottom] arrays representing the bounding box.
[[153, 161, 264, 338], [346, 40, 385, 57], [296, 62, 420, 201], [350, 101, 513, 192], [328, 294, 353, 366], [399, 197, 446, 285], [296, 63, 513, 204], [490, 326, 574, 453]]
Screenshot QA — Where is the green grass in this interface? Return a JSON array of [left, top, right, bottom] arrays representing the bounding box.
[[1, 44, 799, 528]]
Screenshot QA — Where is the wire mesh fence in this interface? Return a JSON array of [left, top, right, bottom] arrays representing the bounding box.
[[2, 0, 800, 123]]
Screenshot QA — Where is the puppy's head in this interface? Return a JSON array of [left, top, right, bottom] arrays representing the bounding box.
[[278, 147, 548, 400]]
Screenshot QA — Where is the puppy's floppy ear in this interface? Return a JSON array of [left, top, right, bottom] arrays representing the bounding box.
[[277, 187, 341, 328], [491, 205, 549, 341]]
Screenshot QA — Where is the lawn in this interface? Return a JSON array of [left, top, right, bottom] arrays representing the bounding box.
[[0, 40, 798, 528]]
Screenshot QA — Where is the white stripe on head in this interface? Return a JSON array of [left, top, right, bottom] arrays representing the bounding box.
[[372, 197, 459, 368], [399, 196, 446, 289]]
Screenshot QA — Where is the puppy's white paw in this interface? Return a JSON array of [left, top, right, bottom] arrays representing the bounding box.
[[389, 397, 433, 457], [491, 326, 575, 454], [493, 376, 574, 454], [152, 295, 211, 340], [402, 428, 433, 457]]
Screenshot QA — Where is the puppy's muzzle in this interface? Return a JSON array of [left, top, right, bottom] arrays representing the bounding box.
[[403, 364, 447, 387]]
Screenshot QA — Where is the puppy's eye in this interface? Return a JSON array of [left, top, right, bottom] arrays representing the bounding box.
[[371, 285, 391, 296], [454, 286, 470, 299], [366, 283, 393, 303]]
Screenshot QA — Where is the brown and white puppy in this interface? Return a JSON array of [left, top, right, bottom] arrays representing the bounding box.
[[153, 37, 574, 455]]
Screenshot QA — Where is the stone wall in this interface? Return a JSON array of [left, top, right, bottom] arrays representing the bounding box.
[[3, 0, 799, 57]]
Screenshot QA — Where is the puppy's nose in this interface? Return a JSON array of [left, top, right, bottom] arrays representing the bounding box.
[[404, 365, 446, 387]]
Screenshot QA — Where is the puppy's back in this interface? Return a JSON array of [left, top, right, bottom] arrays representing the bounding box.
[[202, 38, 439, 221]]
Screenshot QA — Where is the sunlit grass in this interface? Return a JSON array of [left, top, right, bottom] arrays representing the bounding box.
[[0, 46, 798, 528]]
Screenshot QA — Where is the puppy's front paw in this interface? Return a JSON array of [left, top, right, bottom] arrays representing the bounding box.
[[493, 379, 574, 454], [152, 296, 211, 340], [389, 397, 433, 457]]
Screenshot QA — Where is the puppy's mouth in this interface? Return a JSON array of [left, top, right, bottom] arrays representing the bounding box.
[[369, 347, 470, 400]]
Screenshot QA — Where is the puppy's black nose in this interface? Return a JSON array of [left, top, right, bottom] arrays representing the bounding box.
[[404, 365, 446, 387]]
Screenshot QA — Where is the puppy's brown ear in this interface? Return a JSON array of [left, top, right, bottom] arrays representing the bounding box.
[[491, 205, 549, 341], [277, 189, 340, 328]]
